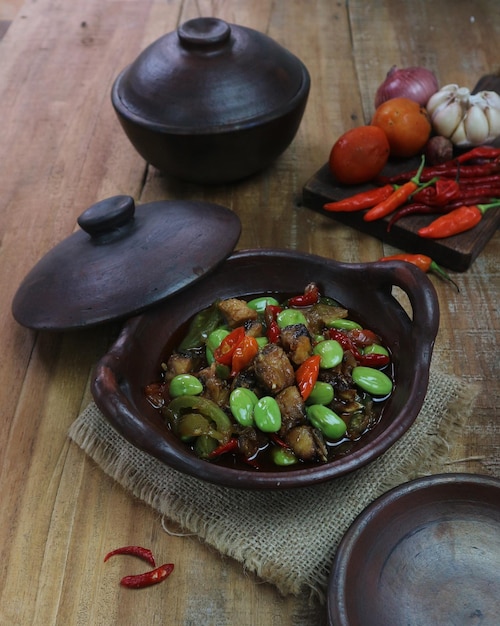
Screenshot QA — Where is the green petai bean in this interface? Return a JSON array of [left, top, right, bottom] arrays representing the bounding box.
[[276, 309, 307, 328], [272, 447, 298, 466], [229, 387, 259, 427], [169, 374, 203, 397], [352, 366, 393, 396], [306, 404, 347, 439], [363, 343, 389, 357], [327, 318, 362, 330], [253, 396, 282, 433], [313, 339, 343, 368], [247, 296, 280, 312], [306, 381, 334, 406]]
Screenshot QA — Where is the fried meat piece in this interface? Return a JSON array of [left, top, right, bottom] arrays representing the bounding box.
[[217, 298, 258, 328], [253, 344, 295, 394]]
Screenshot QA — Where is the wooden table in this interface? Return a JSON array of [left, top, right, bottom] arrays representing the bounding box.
[[1, 1, 498, 624]]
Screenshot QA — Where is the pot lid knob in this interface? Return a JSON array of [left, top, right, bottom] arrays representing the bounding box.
[[177, 17, 231, 48], [77, 195, 135, 237]]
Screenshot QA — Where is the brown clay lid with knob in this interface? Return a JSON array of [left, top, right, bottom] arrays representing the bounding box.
[[12, 195, 241, 330]]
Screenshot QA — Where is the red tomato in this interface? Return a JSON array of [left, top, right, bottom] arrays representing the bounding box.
[[329, 125, 390, 185]]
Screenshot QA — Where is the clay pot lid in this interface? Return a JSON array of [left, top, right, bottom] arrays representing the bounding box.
[[12, 195, 241, 330], [112, 17, 309, 130]]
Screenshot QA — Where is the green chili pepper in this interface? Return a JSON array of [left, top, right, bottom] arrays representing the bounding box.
[[178, 303, 224, 350], [164, 395, 232, 439], [306, 405, 346, 439], [313, 339, 343, 368], [276, 309, 308, 328], [352, 366, 393, 396], [169, 374, 203, 397], [176, 413, 217, 441], [254, 396, 282, 433], [194, 435, 219, 458]]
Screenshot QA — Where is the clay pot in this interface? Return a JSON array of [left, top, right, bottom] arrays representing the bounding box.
[[92, 249, 440, 489], [111, 17, 310, 183]]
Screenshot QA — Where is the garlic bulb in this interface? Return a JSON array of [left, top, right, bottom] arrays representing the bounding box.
[[426, 84, 500, 147]]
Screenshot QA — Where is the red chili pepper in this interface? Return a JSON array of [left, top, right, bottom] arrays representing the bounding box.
[[418, 200, 500, 239], [348, 328, 379, 348], [377, 156, 500, 184], [230, 335, 259, 376], [295, 354, 321, 401], [266, 320, 281, 343], [213, 326, 245, 365], [328, 328, 355, 353], [386, 203, 448, 232], [412, 178, 460, 207], [104, 546, 156, 568], [265, 304, 282, 343], [270, 433, 290, 449], [288, 283, 320, 307], [364, 156, 435, 222], [455, 145, 500, 163], [379, 253, 459, 290], [328, 329, 389, 366], [323, 184, 394, 212], [208, 438, 239, 458], [356, 352, 390, 367], [120, 563, 174, 589]]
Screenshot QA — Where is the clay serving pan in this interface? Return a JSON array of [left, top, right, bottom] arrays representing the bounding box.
[[91, 249, 439, 489], [328, 473, 500, 626]]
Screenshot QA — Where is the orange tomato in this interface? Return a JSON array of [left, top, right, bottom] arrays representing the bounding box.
[[371, 97, 431, 158], [328, 125, 390, 185]]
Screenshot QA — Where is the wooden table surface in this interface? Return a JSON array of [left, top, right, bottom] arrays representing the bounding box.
[[1, 1, 498, 624]]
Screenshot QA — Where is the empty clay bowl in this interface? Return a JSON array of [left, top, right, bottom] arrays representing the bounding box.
[[327, 473, 500, 625], [111, 17, 310, 183], [91, 249, 439, 489]]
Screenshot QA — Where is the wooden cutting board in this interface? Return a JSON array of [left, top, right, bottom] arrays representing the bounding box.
[[302, 158, 500, 272]]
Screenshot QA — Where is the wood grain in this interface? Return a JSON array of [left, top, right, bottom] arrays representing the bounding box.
[[0, 1, 498, 624]]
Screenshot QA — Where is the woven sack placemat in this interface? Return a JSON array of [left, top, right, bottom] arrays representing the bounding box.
[[69, 366, 483, 611]]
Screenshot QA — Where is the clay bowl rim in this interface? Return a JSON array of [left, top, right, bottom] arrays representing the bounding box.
[[91, 248, 439, 490], [110, 62, 311, 135], [326, 472, 500, 626]]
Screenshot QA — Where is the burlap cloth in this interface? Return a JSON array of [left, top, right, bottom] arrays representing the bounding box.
[[69, 365, 491, 622]]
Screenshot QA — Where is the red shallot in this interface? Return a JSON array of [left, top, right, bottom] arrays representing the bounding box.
[[375, 65, 439, 108]]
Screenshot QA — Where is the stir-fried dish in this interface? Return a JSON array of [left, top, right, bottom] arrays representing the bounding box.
[[145, 283, 394, 470]]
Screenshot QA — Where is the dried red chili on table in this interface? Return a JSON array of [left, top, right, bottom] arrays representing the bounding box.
[[104, 546, 156, 568], [120, 563, 174, 589]]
